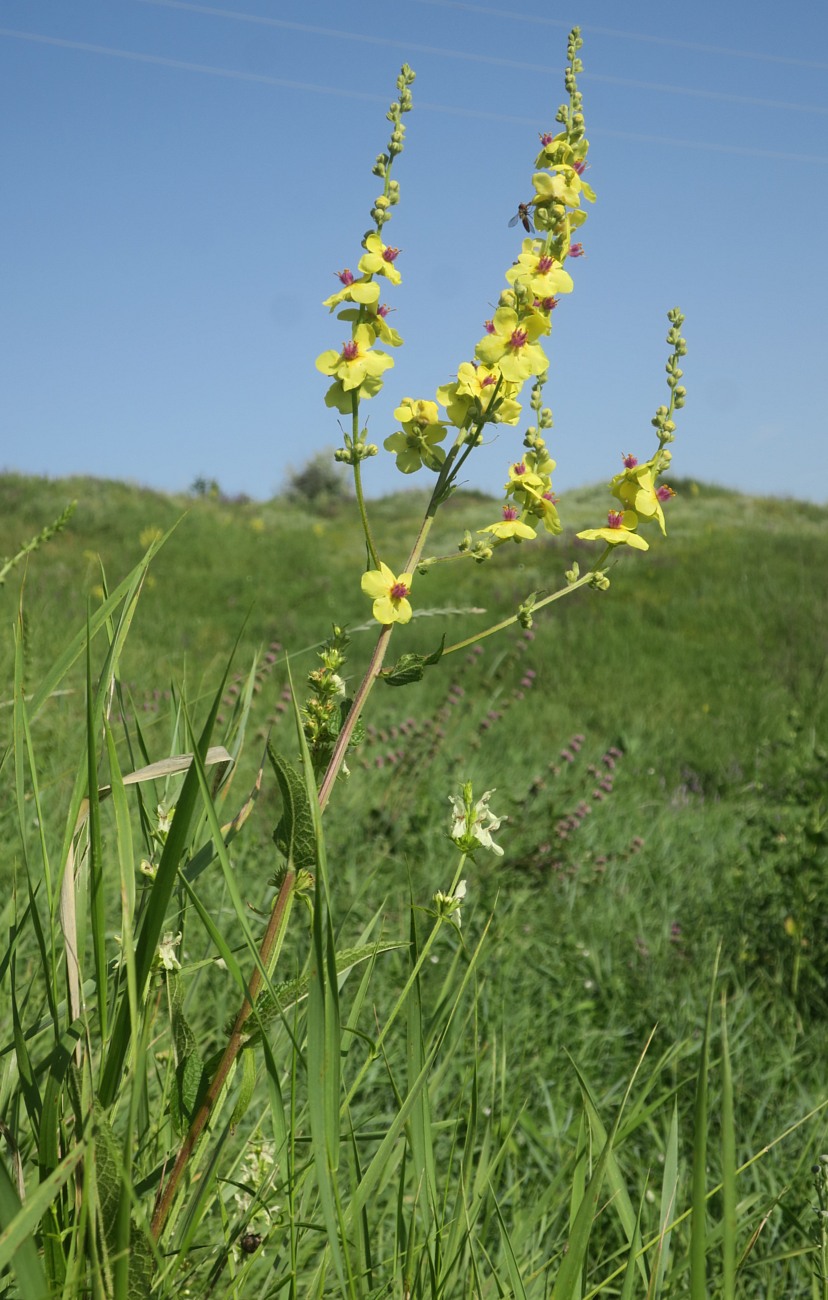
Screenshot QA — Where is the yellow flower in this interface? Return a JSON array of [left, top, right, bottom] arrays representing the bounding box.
[[576, 510, 649, 550], [611, 463, 667, 534], [384, 398, 448, 473], [315, 323, 393, 393], [361, 562, 414, 624], [358, 233, 402, 286], [474, 307, 548, 384], [437, 363, 522, 428], [479, 507, 537, 542], [505, 239, 574, 300], [322, 268, 380, 312]]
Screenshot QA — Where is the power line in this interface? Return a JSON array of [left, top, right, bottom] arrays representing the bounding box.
[[412, 0, 828, 72], [130, 0, 828, 116], [2, 26, 827, 166]]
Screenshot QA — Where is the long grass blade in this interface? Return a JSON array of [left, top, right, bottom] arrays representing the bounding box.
[[720, 994, 736, 1299], [689, 954, 719, 1300]]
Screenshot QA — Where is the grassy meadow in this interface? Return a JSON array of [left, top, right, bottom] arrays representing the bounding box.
[[1, 469, 828, 1298]]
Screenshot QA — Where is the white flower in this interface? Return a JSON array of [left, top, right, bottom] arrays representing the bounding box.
[[448, 784, 506, 857], [156, 931, 182, 971]]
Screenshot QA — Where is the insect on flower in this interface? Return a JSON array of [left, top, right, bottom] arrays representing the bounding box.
[[508, 201, 534, 234]]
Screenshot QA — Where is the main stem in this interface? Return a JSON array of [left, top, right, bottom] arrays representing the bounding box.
[[318, 508, 436, 812], [151, 868, 296, 1238], [152, 505, 437, 1239]]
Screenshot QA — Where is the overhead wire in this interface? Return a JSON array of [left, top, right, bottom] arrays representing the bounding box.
[[128, 0, 828, 115], [1, 10, 826, 164]]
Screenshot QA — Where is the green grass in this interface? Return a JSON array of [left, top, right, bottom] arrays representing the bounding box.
[[1, 470, 827, 1298]]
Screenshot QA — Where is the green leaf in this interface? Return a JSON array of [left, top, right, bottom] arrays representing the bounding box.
[[0, 1144, 85, 1296], [169, 978, 209, 1138], [379, 636, 445, 686], [239, 940, 404, 1045], [91, 1103, 155, 1300], [267, 744, 318, 873], [229, 1046, 257, 1130]]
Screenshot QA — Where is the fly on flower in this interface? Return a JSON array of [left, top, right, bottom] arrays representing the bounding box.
[[508, 201, 534, 234]]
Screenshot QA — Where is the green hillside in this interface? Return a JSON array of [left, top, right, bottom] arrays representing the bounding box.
[[2, 470, 827, 1296]]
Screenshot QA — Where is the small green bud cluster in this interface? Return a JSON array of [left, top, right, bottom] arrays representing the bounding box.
[[371, 64, 415, 229], [302, 626, 354, 775], [517, 591, 538, 629], [458, 529, 493, 563], [335, 430, 379, 465], [588, 570, 610, 591], [651, 309, 687, 444], [811, 1155, 828, 1270], [556, 28, 585, 138], [524, 375, 553, 441]]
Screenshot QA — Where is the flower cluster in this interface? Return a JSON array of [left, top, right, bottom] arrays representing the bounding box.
[[448, 783, 506, 858], [435, 66, 593, 452], [315, 67, 414, 425], [301, 625, 353, 775], [433, 878, 467, 929], [384, 398, 448, 474], [577, 308, 686, 554], [480, 440, 563, 545]]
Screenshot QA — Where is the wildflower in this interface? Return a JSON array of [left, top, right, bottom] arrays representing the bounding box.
[[156, 931, 182, 972], [358, 232, 402, 285], [437, 362, 522, 428], [479, 506, 537, 542], [577, 510, 649, 550], [384, 398, 448, 473], [361, 561, 413, 624], [433, 879, 467, 928], [531, 167, 583, 210], [322, 270, 380, 312], [315, 323, 393, 394], [505, 240, 574, 300], [611, 462, 668, 533], [449, 784, 506, 857], [474, 307, 549, 384]]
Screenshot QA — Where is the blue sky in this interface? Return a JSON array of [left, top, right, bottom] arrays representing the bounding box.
[[2, 0, 827, 503]]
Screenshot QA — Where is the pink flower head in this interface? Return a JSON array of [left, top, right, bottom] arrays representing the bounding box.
[[534, 297, 558, 312], [509, 328, 529, 351], [539, 131, 554, 146], [480, 373, 497, 387], [569, 243, 585, 258], [607, 510, 624, 529], [502, 506, 520, 521], [572, 159, 587, 175], [336, 268, 355, 285], [543, 490, 559, 504], [383, 245, 400, 264], [377, 303, 391, 318], [342, 339, 359, 361], [512, 462, 527, 476], [390, 579, 410, 600], [656, 484, 676, 502], [622, 452, 638, 468], [537, 255, 554, 274], [484, 318, 495, 334]]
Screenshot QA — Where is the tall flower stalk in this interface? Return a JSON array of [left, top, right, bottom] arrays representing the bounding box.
[[152, 29, 686, 1236]]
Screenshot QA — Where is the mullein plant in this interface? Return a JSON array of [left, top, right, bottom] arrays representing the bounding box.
[[151, 30, 685, 1231], [312, 28, 685, 812]]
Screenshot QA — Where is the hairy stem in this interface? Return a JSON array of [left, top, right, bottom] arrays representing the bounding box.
[[151, 868, 296, 1239]]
